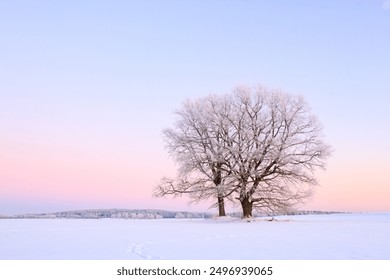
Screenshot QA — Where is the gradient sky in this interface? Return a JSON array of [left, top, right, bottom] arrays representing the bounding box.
[[1, 0, 389, 215]]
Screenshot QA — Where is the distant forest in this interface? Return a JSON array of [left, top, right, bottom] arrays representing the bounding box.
[[1, 209, 346, 219]]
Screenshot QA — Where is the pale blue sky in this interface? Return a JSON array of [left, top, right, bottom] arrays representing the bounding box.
[[1, 1, 389, 214]]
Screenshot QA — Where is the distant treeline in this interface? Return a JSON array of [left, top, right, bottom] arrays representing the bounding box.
[[0, 209, 347, 219], [1, 209, 213, 219]]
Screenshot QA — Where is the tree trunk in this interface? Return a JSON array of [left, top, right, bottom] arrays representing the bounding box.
[[241, 196, 253, 218], [217, 195, 226, 216], [213, 169, 226, 217]]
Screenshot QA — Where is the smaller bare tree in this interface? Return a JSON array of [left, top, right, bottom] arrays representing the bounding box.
[[154, 96, 236, 216]]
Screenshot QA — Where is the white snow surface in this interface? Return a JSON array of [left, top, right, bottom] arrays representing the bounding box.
[[1, 213, 389, 260]]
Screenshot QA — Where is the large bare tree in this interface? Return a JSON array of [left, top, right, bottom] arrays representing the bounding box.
[[220, 87, 331, 217], [155, 85, 331, 218]]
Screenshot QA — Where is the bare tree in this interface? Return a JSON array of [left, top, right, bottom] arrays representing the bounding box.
[[155, 85, 331, 218], [154, 96, 235, 216], [217, 86, 331, 217]]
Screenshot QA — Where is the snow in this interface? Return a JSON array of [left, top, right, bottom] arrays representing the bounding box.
[[0, 213, 389, 260]]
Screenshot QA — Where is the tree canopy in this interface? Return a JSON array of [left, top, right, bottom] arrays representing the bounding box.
[[154, 85, 331, 217]]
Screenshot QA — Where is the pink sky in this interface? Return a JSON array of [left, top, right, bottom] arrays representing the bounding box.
[[1, 131, 389, 215]]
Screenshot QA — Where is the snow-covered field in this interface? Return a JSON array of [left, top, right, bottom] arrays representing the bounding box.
[[1, 213, 389, 260]]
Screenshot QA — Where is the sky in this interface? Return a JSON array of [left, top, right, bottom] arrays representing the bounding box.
[[1, 0, 389, 215]]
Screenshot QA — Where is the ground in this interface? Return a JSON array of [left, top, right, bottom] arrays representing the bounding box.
[[0, 213, 389, 260]]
